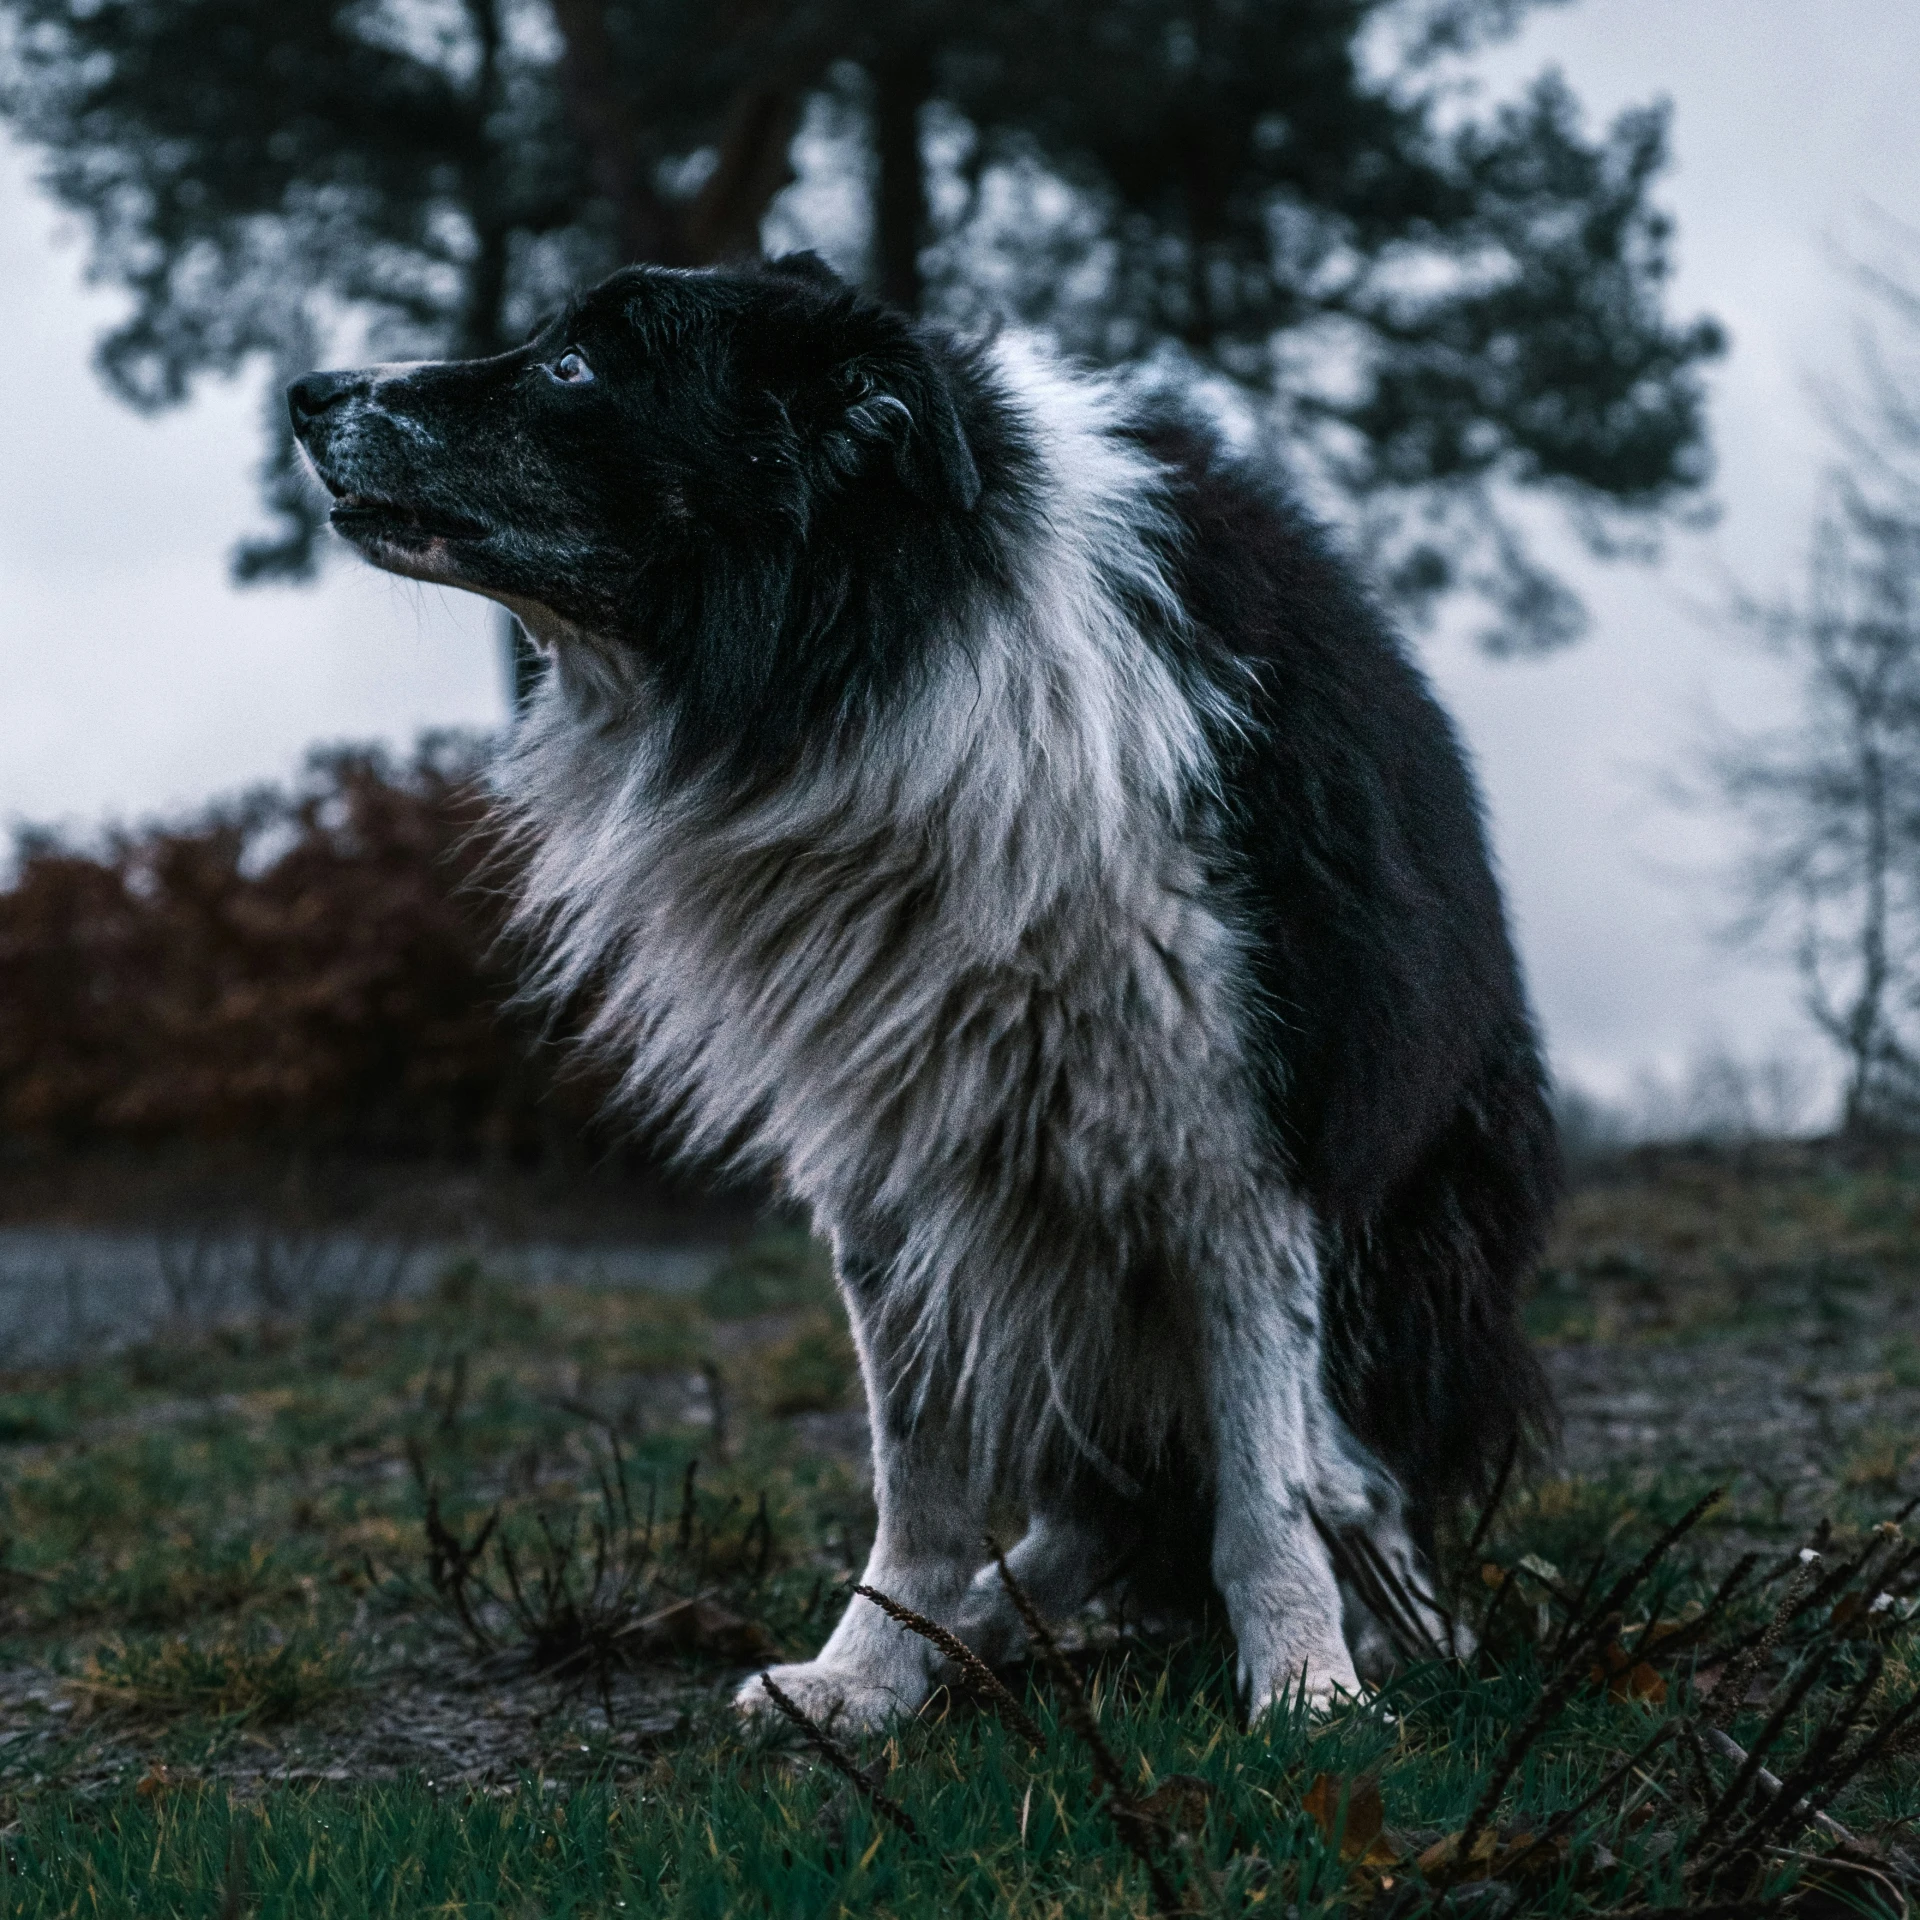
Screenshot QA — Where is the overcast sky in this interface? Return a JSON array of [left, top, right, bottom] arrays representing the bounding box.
[[3, 0, 1919, 1117]]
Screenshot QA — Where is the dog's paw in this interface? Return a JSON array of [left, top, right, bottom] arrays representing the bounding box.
[[735, 1660, 913, 1735], [1239, 1643, 1365, 1724]]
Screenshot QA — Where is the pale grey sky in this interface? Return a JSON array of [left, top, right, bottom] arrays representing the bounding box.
[[2, 0, 1918, 1113]]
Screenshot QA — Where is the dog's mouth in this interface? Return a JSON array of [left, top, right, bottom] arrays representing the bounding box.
[[328, 492, 492, 548]]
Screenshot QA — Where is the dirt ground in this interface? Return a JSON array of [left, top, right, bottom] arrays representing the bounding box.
[[1538, 1142, 1920, 1531]]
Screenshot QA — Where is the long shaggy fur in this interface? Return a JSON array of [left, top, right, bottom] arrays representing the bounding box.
[[288, 255, 1557, 1716]]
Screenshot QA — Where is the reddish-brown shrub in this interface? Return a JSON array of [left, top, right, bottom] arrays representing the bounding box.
[[0, 734, 615, 1160]]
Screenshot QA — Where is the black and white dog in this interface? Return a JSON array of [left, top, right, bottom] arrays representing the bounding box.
[[290, 255, 1556, 1726]]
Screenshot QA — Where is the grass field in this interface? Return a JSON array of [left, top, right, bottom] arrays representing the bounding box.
[[3, 1150, 1919, 1916]]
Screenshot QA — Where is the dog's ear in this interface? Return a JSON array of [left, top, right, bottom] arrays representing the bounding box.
[[766, 250, 846, 292], [831, 345, 983, 512]]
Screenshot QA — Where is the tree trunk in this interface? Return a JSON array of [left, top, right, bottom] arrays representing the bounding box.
[[871, 43, 933, 313], [546, 0, 684, 264], [547, 1, 810, 270], [1840, 706, 1894, 1132], [459, 0, 512, 355], [684, 84, 803, 262]]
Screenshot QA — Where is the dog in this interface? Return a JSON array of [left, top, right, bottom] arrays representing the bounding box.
[[289, 253, 1557, 1727]]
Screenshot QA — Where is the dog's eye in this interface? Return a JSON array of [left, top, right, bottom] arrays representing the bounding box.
[[550, 349, 594, 385]]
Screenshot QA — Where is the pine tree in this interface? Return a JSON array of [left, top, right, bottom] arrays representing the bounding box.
[[1, 0, 1721, 650]]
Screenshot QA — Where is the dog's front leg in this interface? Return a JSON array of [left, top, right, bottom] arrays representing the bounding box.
[[1205, 1220, 1361, 1719], [737, 1247, 979, 1733]]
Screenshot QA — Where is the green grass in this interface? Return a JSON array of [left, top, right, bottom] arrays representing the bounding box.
[[4, 1622, 1912, 1917], [62, 1621, 363, 1725], [1, 1173, 1917, 1915]]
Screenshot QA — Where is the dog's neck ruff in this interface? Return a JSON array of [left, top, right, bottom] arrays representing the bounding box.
[[504, 336, 1222, 1154]]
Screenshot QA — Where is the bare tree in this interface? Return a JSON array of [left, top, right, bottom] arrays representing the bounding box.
[[1713, 230, 1920, 1133]]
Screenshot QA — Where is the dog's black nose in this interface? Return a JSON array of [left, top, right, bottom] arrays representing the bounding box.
[[287, 370, 360, 429]]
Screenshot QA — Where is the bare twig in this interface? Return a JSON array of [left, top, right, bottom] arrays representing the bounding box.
[[1681, 1722, 1722, 1814], [1739, 1652, 1884, 1852], [1453, 1662, 1586, 1869], [1634, 1552, 1760, 1666], [1479, 1563, 1521, 1646], [1817, 1676, 1920, 1782], [677, 1458, 699, 1560], [852, 1584, 1045, 1749], [1708, 1553, 1821, 1732], [1458, 1489, 1724, 1863], [755, 1675, 920, 1841], [1550, 1554, 1612, 1661], [1462, 1435, 1521, 1575], [154, 1222, 227, 1325], [1690, 1648, 1838, 1858], [745, 1490, 772, 1584], [1588, 1903, 1790, 1919], [1789, 1530, 1903, 1637], [1313, 1508, 1453, 1662], [1494, 1721, 1680, 1879], [409, 1442, 502, 1653], [1564, 1488, 1727, 1655], [1692, 1726, 1858, 1852], [700, 1359, 729, 1463]]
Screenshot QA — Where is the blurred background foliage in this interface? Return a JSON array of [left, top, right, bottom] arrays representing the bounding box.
[[0, 737, 626, 1163]]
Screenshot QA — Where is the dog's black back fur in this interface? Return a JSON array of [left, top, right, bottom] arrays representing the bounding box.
[[1150, 431, 1558, 1512]]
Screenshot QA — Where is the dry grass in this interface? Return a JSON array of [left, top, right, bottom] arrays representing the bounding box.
[[1538, 1139, 1920, 1343], [63, 1622, 362, 1725]]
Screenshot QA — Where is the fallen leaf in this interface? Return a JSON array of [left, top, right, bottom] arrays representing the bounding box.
[[1416, 1825, 1573, 1893], [1304, 1771, 1386, 1862], [1417, 1827, 1500, 1883], [1688, 1666, 1771, 1708], [1136, 1772, 1212, 1840], [1619, 1662, 1667, 1704], [1828, 1590, 1901, 1640], [1492, 1829, 1575, 1892], [1634, 1617, 1694, 1657], [1590, 1640, 1668, 1705]]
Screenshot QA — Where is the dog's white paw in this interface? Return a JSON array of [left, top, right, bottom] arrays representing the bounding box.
[[1239, 1640, 1364, 1723], [1247, 1668, 1365, 1722], [736, 1660, 914, 1735]]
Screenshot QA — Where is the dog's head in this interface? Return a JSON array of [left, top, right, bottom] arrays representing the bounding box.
[[289, 256, 997, 742]]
